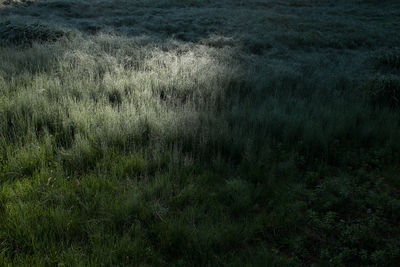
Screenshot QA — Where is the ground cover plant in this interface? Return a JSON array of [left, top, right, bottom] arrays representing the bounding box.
[[0, 0, 400, 265]]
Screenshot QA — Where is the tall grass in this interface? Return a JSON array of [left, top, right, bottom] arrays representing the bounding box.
[[0, 0, 400, 265]]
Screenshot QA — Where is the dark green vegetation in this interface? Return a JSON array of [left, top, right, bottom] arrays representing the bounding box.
[[1, 0, 400, 265]]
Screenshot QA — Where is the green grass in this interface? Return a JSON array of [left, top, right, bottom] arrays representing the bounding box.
[[0, 0, 400, 265]]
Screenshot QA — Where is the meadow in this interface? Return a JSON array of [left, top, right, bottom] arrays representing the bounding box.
[[0, 0, 400, 265]]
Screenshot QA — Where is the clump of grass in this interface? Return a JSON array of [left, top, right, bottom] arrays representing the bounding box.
[[364, 75, 400, 109], [4, 137, 52, 178], [0, 0, 32, 6], [0, 21, 69, 47], [372, 49, 400, 72], [107, 89, 123, 106]]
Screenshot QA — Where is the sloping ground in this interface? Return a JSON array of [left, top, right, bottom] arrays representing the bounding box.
[[0, 0, 399, 265]]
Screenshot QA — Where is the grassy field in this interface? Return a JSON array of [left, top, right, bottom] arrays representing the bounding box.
[[1, 0, 400, 265]]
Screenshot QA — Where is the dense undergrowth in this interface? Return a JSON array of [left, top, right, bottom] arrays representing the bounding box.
[[0, 0, 400, 265]]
